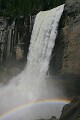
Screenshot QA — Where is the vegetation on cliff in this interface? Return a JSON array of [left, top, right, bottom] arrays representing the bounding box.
[[0, 0, 66, 17]]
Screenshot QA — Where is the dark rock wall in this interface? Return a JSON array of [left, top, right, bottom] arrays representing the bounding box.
[[0, 15, 35, 63], [49, 0, 80, 80], [60, 97, 80, 120]]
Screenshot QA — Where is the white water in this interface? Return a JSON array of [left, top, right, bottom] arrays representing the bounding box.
[[0, 5, 64, 118]]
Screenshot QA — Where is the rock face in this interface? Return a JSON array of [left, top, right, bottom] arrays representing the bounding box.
[[60, 97, 80, 120], [0, 15, 35, 64], [49, 0, 80, 79]]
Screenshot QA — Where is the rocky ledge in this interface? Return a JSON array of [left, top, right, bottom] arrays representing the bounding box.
[[60, 96, 80, 120], [37, 97, 80, 120]]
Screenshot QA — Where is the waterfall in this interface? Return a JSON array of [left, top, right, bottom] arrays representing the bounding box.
[[26, 4, 64, 81], [0, 5, 64, 118], [21, 4, 65, 100]]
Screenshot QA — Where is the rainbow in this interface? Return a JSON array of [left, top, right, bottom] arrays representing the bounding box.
[[0, 98, 70, 119]]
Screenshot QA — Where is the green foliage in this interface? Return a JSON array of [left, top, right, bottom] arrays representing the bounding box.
[[0, 0, 66, 17]]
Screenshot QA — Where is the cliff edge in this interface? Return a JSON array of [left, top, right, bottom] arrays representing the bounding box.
[[50, 0, 80, 80]]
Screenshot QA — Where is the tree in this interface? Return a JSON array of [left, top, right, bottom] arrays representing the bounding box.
[[0, 0, 66, 17]]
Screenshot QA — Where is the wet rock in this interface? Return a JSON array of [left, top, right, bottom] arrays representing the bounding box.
[[60, 97, 80, 120]]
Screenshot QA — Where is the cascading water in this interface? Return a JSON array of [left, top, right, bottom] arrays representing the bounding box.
[[23, 4, 65, 99], [26, 5, 63, 80], [0, 5, 65, 119]]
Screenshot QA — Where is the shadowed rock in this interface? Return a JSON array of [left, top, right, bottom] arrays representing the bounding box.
[[60, 96, 80, 120], [49, 0, 80, 79]]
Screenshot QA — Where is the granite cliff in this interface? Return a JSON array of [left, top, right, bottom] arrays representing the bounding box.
[[49, 0, 80, 80]]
